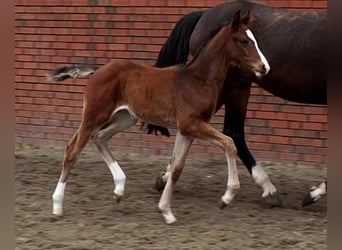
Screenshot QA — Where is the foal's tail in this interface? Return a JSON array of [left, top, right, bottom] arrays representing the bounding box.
[[154, 10, 204, 67], [46, 64, 98, 82], [143, 10, 204, 137]]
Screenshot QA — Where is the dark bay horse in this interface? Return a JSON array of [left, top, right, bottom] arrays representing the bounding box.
[[148, 0, 327, 207], [48, 11, 270, 224]]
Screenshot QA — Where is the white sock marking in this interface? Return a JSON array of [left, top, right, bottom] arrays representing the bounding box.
[[246, 29, 271, 75], [221, 188, 238, 204], [52, 181, 66, 215], [252, 165, 277, 197], [310, 182, 327, 201], [109, 161, 126, 196]]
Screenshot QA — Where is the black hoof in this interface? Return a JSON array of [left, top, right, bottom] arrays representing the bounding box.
[[218, 199, 228, 209], [261, 192, 282, 208], [113, 193, 122, 204], [301, 189, 316, 207], [154, 172, 166, 192]]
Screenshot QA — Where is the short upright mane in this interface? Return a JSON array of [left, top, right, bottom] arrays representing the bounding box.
[[186, 21, 229, 66]]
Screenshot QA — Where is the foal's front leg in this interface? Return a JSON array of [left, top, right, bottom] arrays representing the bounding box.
[[158, 131, 193, 224], [184, 121, 240, 207], [222, 85, 281, 207]]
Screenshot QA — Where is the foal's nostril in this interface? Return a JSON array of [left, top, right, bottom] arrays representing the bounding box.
[[261, 65, 267, 74]]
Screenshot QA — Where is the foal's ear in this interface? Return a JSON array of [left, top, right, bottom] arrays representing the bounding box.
[[231, 10, 241, 30], [241, 10, 251, 25]]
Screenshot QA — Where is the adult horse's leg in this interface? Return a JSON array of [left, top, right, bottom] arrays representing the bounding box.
[[302, 180, 327, 207], [158, 131, 193, 224], [91, 110, 138, 202], [52, 122, 93, 216], [222, 80, 282, 207]]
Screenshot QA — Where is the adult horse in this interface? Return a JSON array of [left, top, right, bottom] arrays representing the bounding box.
[[147, 0, 327, 207], [48, 11, 270, 224]]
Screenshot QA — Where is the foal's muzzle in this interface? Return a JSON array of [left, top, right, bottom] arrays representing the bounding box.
[[254, 64, 269, 78]]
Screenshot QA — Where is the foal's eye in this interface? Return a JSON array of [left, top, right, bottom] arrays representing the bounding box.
[[239, 39, 248, 46]]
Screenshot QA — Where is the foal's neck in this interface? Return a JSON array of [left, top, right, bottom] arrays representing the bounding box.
[[187, 31, 233, 90]]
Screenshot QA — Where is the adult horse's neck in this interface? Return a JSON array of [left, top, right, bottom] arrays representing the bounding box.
[[186, 26, 233, 91]]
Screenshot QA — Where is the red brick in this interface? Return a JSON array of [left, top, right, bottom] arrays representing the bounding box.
[[308, 114, 327, 123], [268, 136, 289, 145], [287, 113, 308, 121], [273, 128, 295, 137]]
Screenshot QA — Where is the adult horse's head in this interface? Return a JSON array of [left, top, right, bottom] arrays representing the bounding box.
[[224, 10, 270, 79]]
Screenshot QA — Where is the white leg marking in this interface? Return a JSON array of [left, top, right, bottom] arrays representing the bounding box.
[[310, 182, 327, 201], [108, 161, 126, 196], [221, 188, 238, 204], [159, 179, 177, 224], [252, 165, 277, 197], [246, 29, 271, 75], [158, 132, 193, 224], [221, 151, 240, 205], [52, 181, 66, 216]]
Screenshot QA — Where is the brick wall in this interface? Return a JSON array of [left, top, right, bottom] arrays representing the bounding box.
[[15, 0, 327, 167]]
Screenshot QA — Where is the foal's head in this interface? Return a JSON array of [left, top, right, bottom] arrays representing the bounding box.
[[221, 10, 270, 78]]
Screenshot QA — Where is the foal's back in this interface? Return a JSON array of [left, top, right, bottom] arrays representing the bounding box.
[[85, 59, 212, 127]]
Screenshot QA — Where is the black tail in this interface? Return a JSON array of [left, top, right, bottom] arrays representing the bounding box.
[[46, 64, 98, 82], [145, 10, 204, 137]]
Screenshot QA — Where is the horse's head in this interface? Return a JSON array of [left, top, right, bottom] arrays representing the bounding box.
[[224, 10, 270, 79]]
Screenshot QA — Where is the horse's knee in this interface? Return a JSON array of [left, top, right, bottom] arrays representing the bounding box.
[[178, 122, 199, 137], [224, 137, 237, 155], [91, 131, 106, 146]]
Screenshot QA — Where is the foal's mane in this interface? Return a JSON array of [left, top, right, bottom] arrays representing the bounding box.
[[186, 20, 230, 67]]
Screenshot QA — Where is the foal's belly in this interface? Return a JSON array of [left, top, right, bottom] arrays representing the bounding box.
[[132, 103, 178, 128]]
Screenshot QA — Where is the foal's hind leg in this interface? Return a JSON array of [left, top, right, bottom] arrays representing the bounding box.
[[154, 163, 171, 192], [91, 109, 138, 203], [52, 124, 93, 216]]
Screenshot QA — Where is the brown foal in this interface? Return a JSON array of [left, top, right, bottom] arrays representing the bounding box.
[[49, 10, 270, 224]]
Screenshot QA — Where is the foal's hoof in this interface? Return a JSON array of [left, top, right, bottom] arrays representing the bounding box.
[[302, 192, 316, 207], [261, 192, 282, 208], [52, 204, 64, 216], [302, 189, 318, 207], [162, 213, 177, 225], [52, 208, 63, 216], [154, 172, 166, 192], [218, 199, 228, 209], [113, 193, 123, 204]]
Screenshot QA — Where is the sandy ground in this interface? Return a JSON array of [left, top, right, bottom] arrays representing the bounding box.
[[15, 143, 326, 250]]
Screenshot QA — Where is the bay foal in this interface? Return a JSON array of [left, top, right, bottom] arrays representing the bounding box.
[[49, 10, 270, 224]]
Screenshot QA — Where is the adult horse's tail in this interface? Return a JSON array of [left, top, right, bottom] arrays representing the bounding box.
[[145, 10, 204, 136]]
